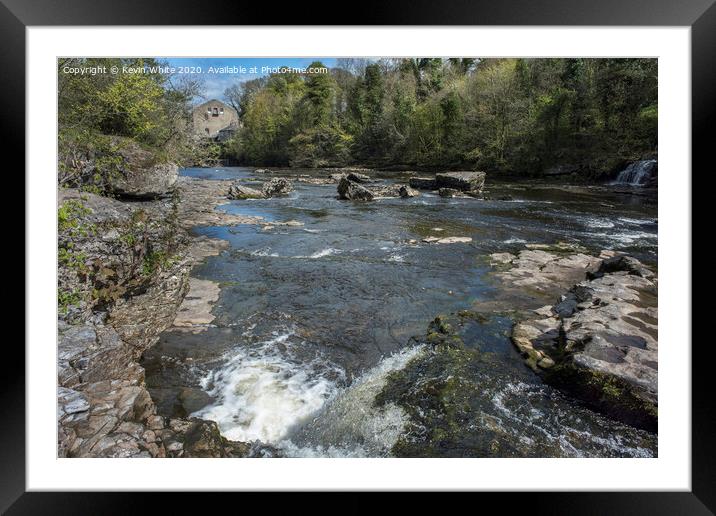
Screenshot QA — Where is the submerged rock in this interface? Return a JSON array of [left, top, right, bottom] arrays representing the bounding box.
[[227, 182, 266, 200], [375, 310, 656, 457]]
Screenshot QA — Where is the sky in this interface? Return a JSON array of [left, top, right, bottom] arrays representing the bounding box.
[[164, 57, 339, 103]]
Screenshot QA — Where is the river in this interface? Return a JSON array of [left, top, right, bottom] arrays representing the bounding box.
[[142, 166, 658, 458]]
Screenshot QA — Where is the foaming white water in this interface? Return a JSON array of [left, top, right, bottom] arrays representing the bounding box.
[[279, 345, 426, 457], [490, 381, 654, 458], [192, 330, 343, 443], [309, 248, 339, 258], [584, 217, 615, 229], [251, 247, 279, 257], [586, 229, 657, 245], [618, 217, 655, 225]]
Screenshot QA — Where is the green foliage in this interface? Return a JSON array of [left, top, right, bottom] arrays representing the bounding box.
[[58, 288, 82, 314], [230, 58, 657, 176], [58, 200, 94, 237], [58, 57, 199, 191], [142, 250, 173, 276]]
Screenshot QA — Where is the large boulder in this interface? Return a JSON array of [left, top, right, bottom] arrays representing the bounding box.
[[435, 171, 486, 193], [262, 177, 293, 198], [109, 140, 178, 199], [338, 176, 422, 201], [227, 183, 266, 200], [337, 177, 375, 201], [409, 177, 438, 190], [346, 172, 373, 183]]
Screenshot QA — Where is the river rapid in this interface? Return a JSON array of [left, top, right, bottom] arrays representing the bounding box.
[[142, 166, 658, 458]]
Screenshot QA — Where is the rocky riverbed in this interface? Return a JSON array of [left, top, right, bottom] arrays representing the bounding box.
[[59, 166, 659, 458]]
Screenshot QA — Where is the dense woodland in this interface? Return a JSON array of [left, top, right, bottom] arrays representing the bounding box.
[[226, 58, 657, 176], [58, 58, 657, 184]]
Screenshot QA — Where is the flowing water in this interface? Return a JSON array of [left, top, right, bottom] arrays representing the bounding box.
[[142, 166, 658, 457], [613, 160, 658, 186]]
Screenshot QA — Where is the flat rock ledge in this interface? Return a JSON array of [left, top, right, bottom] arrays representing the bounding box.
[[171, 278, 221, 332], [493, 248, 658, 431], [177, 176, 263, 227], [410, 171, 487, 198]]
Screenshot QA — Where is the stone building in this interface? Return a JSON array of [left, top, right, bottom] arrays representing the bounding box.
[[192, 100, 239, 140]]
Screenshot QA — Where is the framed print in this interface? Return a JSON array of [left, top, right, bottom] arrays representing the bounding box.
[[6, 0, 713, 511]]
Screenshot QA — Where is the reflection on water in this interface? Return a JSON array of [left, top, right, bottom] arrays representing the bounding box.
[[142, 166, 658, 457]]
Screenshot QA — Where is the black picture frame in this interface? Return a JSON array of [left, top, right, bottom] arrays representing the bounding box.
[[5, 0, 711, 512]]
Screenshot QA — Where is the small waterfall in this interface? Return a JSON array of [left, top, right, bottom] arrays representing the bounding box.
[[614, 160, 657, 186]]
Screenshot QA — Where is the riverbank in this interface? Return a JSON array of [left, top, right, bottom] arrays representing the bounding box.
[[57, 177, 265, 457]]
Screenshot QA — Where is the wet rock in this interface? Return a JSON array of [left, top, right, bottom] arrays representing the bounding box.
[[337, 176, 419, 201], [337, 177, 375, 201], [438, 188, 461, 198], [254, 168, 271, 174], [262, 177, 293, 198], [346, 172, 373, 183], [399, 185, 420, 198], [371, 184, 404, 198], [168, 418, 250, 458], [227, 182, 266, 200], [409, 177, 438, 190], [589, 254, 655, 280], [435, 171, 486, 193], [335, 168, 374, 182]]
